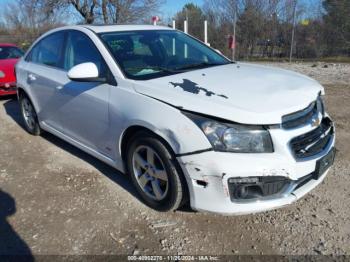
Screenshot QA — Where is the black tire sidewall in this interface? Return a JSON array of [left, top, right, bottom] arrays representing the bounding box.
[[126, 132, 184, 211], [19, 95, 41, 136]]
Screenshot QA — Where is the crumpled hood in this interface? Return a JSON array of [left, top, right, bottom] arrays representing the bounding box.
[[133, 62, 324, 124], [0, 59, 18, 82]]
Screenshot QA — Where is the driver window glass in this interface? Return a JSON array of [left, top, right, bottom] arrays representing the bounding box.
[[64, 31, 107, 77]]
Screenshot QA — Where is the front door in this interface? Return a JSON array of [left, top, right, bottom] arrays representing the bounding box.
[[56, 30, 111, 155]]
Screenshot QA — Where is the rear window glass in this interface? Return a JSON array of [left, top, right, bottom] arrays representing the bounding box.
[[27, 32, 65, 68], [0, 46, 24, 60]]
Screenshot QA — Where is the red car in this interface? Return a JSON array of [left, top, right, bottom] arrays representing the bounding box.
[[0, 43, 24, 96]]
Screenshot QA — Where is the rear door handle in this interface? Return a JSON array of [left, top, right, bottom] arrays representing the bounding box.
[[27, 74, 36, 82]]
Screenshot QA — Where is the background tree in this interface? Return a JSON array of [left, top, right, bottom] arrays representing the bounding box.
[[103, 0, 165, 24], [40, 0, 164, 25], [237, 1, 266, 58], [174, 3, 205, 41], [202, 0, 314, 59], [323, 0, 350, 56], [202, 0, 241, 57], [1, 0, 65, 48], [69, 0, 98, 24], [1, 0, 349, 59]]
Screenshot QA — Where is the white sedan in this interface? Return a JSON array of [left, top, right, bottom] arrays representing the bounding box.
[[15, 25, 335, 215]]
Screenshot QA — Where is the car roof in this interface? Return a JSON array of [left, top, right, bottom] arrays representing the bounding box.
[[29, 24, 176, 53], [79, 24, 173, 34]]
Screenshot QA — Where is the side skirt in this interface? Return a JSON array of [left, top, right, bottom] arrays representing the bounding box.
[[40, 122, 126, 173]]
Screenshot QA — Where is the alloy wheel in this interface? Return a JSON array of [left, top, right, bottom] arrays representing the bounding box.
[[132, 145, 169, 201]]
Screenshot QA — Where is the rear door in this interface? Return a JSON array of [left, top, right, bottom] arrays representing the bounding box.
[[24, 31, 67, 130]]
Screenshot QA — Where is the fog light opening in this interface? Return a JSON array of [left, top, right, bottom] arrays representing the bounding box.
[[228, 176, 291, 202], [234, 185, 263, 200]]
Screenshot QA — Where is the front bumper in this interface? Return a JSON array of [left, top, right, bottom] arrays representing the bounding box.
[[177, 121, 335, 215], [0, 82, 17, 95]]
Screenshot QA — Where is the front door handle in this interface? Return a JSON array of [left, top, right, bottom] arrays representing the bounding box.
[[27, 74, 36, 82]]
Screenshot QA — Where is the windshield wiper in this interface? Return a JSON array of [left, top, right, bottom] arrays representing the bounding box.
[[126, 62, 231, 76], [127, 66, 176, 74], [174, 62, 229, 71]]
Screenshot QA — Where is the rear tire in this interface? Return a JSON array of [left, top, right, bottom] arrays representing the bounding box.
[[19, 94, 41, 136], [125, 131, 187, 211]]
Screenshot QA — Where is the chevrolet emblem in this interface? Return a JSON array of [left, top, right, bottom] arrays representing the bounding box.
[[311, 117, 321, 127]]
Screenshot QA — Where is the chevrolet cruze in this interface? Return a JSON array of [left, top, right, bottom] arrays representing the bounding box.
[[15, 25, 335, 214]]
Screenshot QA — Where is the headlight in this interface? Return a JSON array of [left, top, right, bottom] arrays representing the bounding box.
[[0, 70, 4, 78], [183, 112, 274, 153]]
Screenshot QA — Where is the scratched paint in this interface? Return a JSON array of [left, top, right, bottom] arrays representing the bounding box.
[[170, 79, 228, 99]]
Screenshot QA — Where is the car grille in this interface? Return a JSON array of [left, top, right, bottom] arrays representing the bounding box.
[[290, 117, 334, 159], [282, 96, 325, 129], [282, 102, 317, 129]]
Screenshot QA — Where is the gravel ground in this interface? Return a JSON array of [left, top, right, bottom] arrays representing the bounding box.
[[262, 62, 350, 86], [0, 62, 349, 256]]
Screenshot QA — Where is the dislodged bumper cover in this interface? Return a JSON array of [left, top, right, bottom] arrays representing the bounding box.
[[177, 143, 334, 215]]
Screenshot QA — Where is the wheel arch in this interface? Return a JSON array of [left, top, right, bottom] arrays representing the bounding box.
[[16, 87, 40, 115], [120, 125, 179, 163], [16, 87, 26, 99], [120, 124, 190, 208]]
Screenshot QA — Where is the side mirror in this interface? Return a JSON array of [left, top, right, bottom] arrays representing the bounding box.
[[68, 62, 106, 82]]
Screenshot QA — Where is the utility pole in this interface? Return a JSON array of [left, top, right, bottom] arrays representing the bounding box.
[[185, 6, 189, 33], [184, 7, 188, 58], [204, 20, 208, 45], [289, 0, 297, 63], [172, 20, 176, 55], [232, 0, 238, 61]]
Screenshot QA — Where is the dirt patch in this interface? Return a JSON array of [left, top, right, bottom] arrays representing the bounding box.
[[262, 62, 350, 86]]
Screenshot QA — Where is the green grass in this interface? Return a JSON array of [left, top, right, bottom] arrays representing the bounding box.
[[317, 56, 350, 63]]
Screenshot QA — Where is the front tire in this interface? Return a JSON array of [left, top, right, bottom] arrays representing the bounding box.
[[19, 94, 41, 136], [126, 131, 186, 211]]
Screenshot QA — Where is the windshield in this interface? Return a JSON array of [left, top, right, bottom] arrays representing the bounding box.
[[99, 30, 231, 80], [0, 46, 24, 60]]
